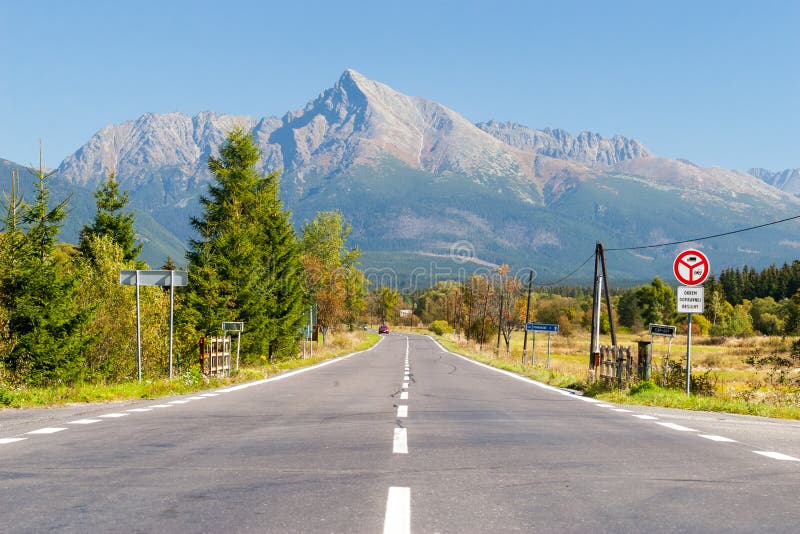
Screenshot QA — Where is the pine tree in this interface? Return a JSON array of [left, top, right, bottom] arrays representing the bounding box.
[[0, 148, 90, 385], [79, 171, 141, 263], [184, 127, 304, 361]]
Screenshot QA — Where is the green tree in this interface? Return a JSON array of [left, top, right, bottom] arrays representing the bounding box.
[[300, 211, 363, 337], [0, 152, 90, 385], [184, 127, 304, 361], [636, 277, 676, 326], [79, 171, 142, 263]]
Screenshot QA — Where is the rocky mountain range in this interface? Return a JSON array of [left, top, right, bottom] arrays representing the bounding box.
[[4, 70, 800, 284]]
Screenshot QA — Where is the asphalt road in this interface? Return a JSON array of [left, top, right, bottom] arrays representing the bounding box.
[[1, 333, 799, 533]]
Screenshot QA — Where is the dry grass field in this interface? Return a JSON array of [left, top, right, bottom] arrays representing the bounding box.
[[399, 325, 800, 419]]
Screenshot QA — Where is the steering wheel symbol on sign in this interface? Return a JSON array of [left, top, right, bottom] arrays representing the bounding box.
[[673, 249, 710, 286]]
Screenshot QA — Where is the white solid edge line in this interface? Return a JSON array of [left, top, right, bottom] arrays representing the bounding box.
[[383, 486, 410, 534], [427, 336, 575, 396], [216, 335, 387, 393], [0, 437, 27, 444], [699, 434, 737, 443], [595, 404, 614, 408], [393, 427, 408, 454], [200, 393, 219, 397], [656, 422, 698, 432], [26, 427, 68, 435], [632, 414, 658, 420], [612, 409, 633, 413], [753, 451, 800, 461], [68, 419, 103, 424], [400, 391, 409, 400], [168, 400, 190, 404]]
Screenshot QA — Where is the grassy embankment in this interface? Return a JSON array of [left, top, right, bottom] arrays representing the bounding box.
[[406, 326, 800, 420], [0, 331, 380, 409]]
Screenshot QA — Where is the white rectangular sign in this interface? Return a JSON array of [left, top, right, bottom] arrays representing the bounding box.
[[677, 286, 704, 313], [120, 270, 188, 287]]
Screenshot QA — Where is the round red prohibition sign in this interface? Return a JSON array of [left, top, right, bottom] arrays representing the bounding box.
[[673, 249, 710, 286]]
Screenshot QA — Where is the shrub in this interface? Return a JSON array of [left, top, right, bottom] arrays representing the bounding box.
[[429, 320, 454, 336], [629, 380, 660, 395]]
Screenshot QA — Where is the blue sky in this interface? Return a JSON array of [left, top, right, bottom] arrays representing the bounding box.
[[1, 0, 798, 171]]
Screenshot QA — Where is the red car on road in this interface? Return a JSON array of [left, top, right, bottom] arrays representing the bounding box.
[[378, 325, 390, 334]]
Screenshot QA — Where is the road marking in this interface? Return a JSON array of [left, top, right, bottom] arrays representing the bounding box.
[[26, 427, 68, 435], [383, 486, 410, 534], [215, 336, 387, 393], [753, 451, 800, 461], [656, 422, 698, 432], [612, 409, 633, 413], [150, 404, 174, 408], [200, 393, 219, 397], [402, 382, 409, 389], [168, 400, 191, 404], [595, 404, 613, 408], [186, 396, 206, 400], [397, 405, 408, 418], [393, 427, 408, 454], [68, 419, 102, 424], [0, 437, 27, 444], [126, 408, 153, 413], [400, 392, 408, 400], [632, 414, 658, 420], [699, 434, 737, 442], [99, 413, 129, 418]]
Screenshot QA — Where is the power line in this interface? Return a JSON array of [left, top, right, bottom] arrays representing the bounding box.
[[538, 253, 595, 287], [605, 214, 800, 252]]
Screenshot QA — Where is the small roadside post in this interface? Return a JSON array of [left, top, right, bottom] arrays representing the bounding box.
[[673, 249, 709, 395], [120, 270, 188, 380], [222, 322, 244, 370], [525, 323, 559, 368]]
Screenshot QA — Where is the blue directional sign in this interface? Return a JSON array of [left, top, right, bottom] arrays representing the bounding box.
[[525, 322, 559, 333]]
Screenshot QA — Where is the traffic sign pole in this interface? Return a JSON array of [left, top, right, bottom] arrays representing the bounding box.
[[686, 313, 692, 395], [673, 249, 709, 396]]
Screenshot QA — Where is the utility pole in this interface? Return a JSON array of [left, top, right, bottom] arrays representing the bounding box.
[[522, 269, 533, 365]]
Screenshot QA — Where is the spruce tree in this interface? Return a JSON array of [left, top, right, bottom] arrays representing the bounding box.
[[80, 171, 141, 263], [0, 150, 90, 385], [185, 127, 304, 360]]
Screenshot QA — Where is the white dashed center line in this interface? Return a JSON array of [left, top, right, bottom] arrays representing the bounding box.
[[150, 404, 174, 408], [126, 408, 153, 413], [26, 427, 67, 435], [397, 405, 408, 418], [0, 437, 27, 444], [68, 419, 102, 424], [99, 413, 129, 418], [383, 486, 410, 534], [393, 427, 408, 454], [168, 400, 190, 404], [402, 382, 408, 389], [400, 392, 408, 400], [632, 414, 658, 420]]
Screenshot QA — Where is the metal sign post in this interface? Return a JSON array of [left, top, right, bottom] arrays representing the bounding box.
[[120, 270, 188, 380], [649, 324, 677, 383], [222, 322, 244, 370], [673, 249, 709, 396], [525, 323, 559, 368]]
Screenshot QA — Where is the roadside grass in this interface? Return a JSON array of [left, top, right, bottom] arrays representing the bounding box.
[[417, 326, 800, 420], [0, 331, 380, 409]]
